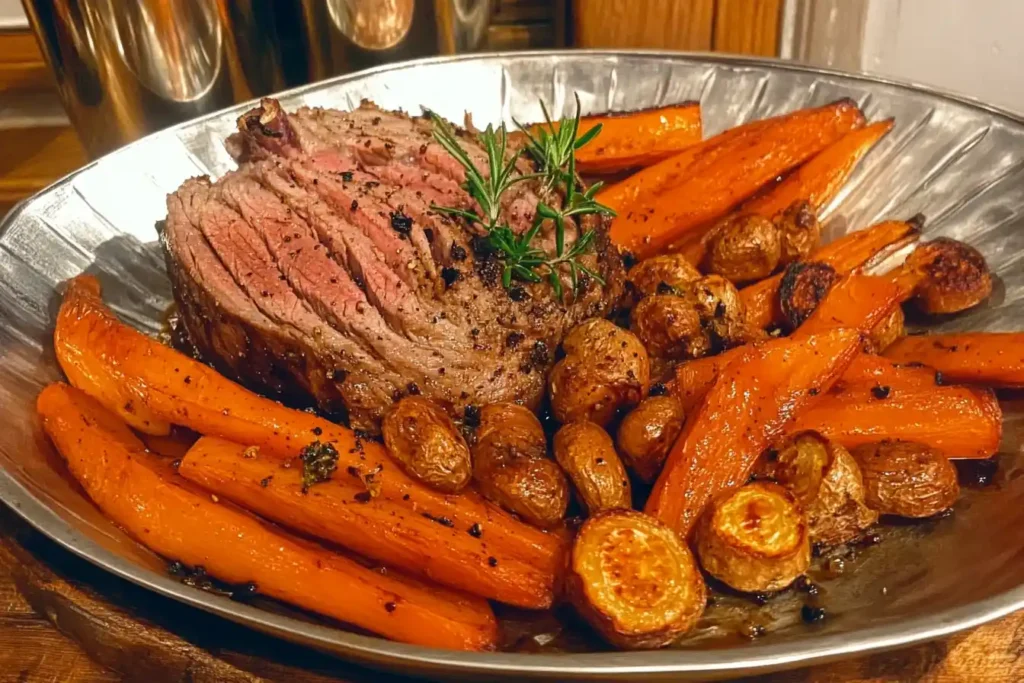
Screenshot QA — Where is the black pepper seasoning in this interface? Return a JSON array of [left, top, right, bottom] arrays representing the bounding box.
[[871, 385, 891, 399]]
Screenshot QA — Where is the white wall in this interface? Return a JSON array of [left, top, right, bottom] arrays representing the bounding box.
[[860, 0, 1024, 114]]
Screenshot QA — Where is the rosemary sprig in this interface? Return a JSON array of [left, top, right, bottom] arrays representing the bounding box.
[[428, 95, 614, 298]]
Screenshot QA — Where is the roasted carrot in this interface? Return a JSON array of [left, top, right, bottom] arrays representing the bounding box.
[[740, 119, 894, 218], [54, 275, 564, 608], [884, 333, 1024, 388], [608, 101, 866, 259], [139, 428, 199, 460], [180, 436, 557, 607], [565, 103, 703, 173], [675, 274, 901, 413], [37, 383, 499, 651], [742, 219, 918, 330], [598, 100, 865, 217], [646, 328, 861, 535], [791, 355, 1002, 459]]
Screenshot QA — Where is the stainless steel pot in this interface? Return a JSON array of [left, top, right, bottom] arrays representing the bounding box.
[[21, 0, 492, 155]]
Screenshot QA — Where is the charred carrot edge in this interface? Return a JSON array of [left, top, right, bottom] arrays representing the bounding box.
[[646, 328, 861, 536], [884, 333, 1024, 388], [180, 436, 557, 608], [608, 100, 866, 259], [675, 274, 902, 413], [570, 103, 703, 173], [741, 119, 895, 218], [37, 383, 499, 651], [742, 219, 918, 330], [597, 99, 865, 217], [54, 275, 564, 609], [791, 356, 1002, 459]]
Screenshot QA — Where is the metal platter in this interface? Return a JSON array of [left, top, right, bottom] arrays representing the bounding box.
[[2, 51, 1024, 681]]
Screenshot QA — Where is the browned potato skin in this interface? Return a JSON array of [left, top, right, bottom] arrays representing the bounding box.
[[554, 421, 632, 514], [774, 200, 822, 265], [683, 275, 750, 348], [850, 441, 960, 518], [779, 261, 839, 331], [774, 431, 878, 546], [695, 482, 810, 593], [703, 214, 781, 284], [617, 396, 685, 483], [628, 253, 702, 298], [630, 295, 711, 360], [567, 509, 706, 649], [382, 396, 472, 493], [472, 403, 569, 527], [550, 319, 650, 426], [865, 305, 905, 353], [905, 238, 992, 314]]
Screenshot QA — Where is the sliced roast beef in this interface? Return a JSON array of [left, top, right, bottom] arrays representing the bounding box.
[[164, 99, 624, 431]]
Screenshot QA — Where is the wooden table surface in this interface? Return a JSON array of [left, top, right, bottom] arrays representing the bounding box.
[[1, 505, 1021, 683]]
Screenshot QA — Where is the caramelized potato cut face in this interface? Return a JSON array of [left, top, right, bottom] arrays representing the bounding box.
[[472, 403, 569, 528], [865, 305, 905, 353], [773, 200, 822, 265], [550, 319, 650, 426], [617, 396, 685, 483], [774, 431, 878, 546], [568, 510, 706, 649], [703, 214, 781, 284], [695, 482, 810, 593], [630, 295, 711, 360], [905, 238, 992, 314], [554, 421, 632, 515], [628, 253, 703, 298], [779, 261, 839, 331], [851, 441, 960, 518], [382, 396, 472, 493]]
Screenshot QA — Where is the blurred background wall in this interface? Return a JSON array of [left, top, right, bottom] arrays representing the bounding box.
[[2, 0, 1022, 215]]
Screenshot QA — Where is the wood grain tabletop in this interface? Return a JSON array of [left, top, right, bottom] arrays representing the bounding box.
[[1, 504, 1021, 683]]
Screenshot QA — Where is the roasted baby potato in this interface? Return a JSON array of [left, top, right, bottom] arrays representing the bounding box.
[[567, 509, 706, 649], [616, 395, 685, 483], [684, 275, 750, 348], [382, 396, 472, 493], [472, 403, 569, 527], [904, 238, 992, 314], [630, 295, 711, 360], [865, 305, 905, 353], [695, 482, 810, 593], [703, 214, 781, 284], [773, 431, 878, 546], [773, 200, 822, 265], [553, 421, 632, 514], [627, 253, 702, 298], [779, 261, 839, 331], [550, 319, 650, 426], [850, 441, 960, 518]]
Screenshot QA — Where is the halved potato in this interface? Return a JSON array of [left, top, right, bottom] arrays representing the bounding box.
[[850, 441, 960, 518], [904, 238, 992, 314], [773, 199, 822, 265], [779, 261, 838, 331], [616, 395, 685, 483], [773, 431, 878, 546], [695, 482, 810, 593], [567, 509, 706, 649]]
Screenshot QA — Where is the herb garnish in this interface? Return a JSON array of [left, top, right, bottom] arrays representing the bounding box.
[[299, 440, 338, 492], [428, 95, 614, 298]]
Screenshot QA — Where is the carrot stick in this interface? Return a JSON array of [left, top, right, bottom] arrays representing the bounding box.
[[567, 103, 703, 173], [37, 383, 499, 651], [180, 436, 556, 608], [54, 275, 564, 608], [675, 274, 901, 413], [791, 355, 1002, 458], [884, 333, 1024, 388], [742, 219, 918, 330], [646, 328, 861, 535], [608, 101, 867, 259], [740, 119, 894, 218], [598, 100, 865, 217]]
